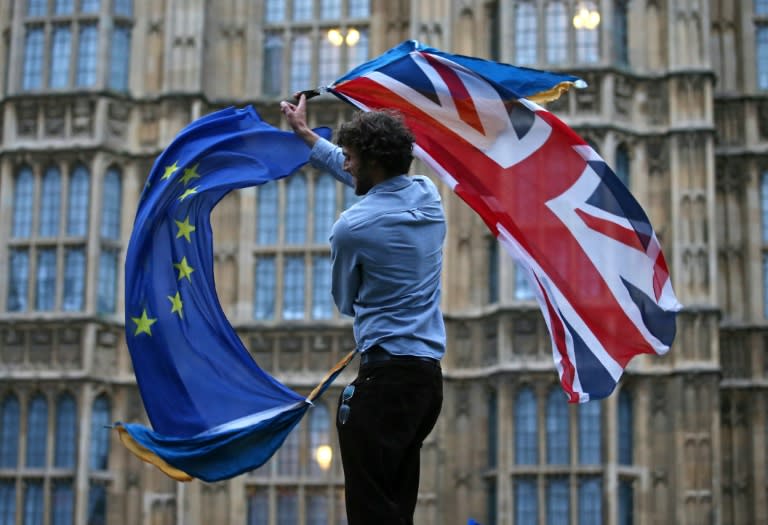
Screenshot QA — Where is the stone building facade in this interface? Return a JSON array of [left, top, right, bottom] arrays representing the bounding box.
[[0, 0, 766, 524]]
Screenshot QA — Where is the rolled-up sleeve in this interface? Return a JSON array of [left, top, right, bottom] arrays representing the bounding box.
[[309, 138, 354, 188], [329, 216, 361, 317]]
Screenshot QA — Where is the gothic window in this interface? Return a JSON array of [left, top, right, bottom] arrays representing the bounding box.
[[514, 387, 538, 464], [308, 403, 331, 475], [23, 481, 44, 524], [52, 481, 75, 525], [97, 251, 118, 314], [36, 249, 57, 311], [290, 34, 312, 94], [54, 393, 77, 468], [349, 0, 369, 18], [285, 175, 308, 244], [307, 490, 329, 524], [28, 0, 46, 16], [277, 427, 300, 476], [515, 477, 537, 524], [257, 183, 279, 245], [283, 255, 306, 319], [263, 35, 284, 96], [254, 256, 276, 320], [81, 0, 100, 12], [49, 24, 72, 88], [293, 0, 313, 21], [578, 476, 603, 523], [319, 38, 342, 88], [98, 167, 122, 314], [515, 263, 535, 300], [77, 23, 98, 86], [575, 24, 599, 63], [578, 401, 602, 464], [546, 2, 568, 64], [614, 0, 629, 65], [40, 167, 62, 237], [101, 168, 122, 240], [618, 479, 634, 525], [0, 395, 20, 467], [277, 489, 299, 524], [312, 256, 332, 319], [247, 488, 269, 524], [22, 28, 44, 90], [515, 1, 537, 65], [321, 0, 341, 19], [488, 238, 499, 304], [26, 394, 48, 468], [114, 0, 132, 16], [63, 248, 86, 311], [758, 2, 768, 89], [314, 174, 336, 242], [488, 389, 498, 468], [0, 480, 16, 524], [67, 165, 90, 236], [109, 25, 131, 91], [12, 167, 34, 238], [265, 0, 285, 22], [546, 476, 570, 525], [615, 144, 630, 187], [89, 395, 110, 470], [546, 388, 569, 464], [7, 249, 29, 312], [618, 389, 633, 464]]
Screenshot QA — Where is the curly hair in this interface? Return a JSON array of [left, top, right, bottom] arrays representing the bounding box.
[[336, 110, 415, 176]]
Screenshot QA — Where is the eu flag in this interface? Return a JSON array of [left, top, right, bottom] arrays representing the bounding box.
[[116, 106, 349, 482]]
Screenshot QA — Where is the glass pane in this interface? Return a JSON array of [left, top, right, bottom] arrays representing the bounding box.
[[277, 489, 298, 525], [348, 0, 369, 17], [36, 249, 57, 311], [546, 2, 568, 64], [12, 167, 34, 238], [87, 482, 106, 525], [578, 476, 602, 524], [40, 167, 62, 237], [97, 250, 118, 314], [23, 28, 44, 90], [312, 256, 332, 319], [764, 253, 768, 318], [514, 387, 538, 464], [254, 257, 276, 320], [51, 0, 72, 15], [277, 428, 300, 475], [487, 390, 498, 468], [613, 0, 629, 65], [52, 480, 75, 525], [758, 27, 768, 90], [55, 394, 77, 467], [101, 168, 122, 239], [28, 0, 47, 16], [515, 2, 537, 65], [114, 0, 132, 16], [575, 27, 599, 63], [263, 35, 284, 96], [81, 0, 100, 13], [314, 174, 336, 242], [320, 0, 341, 19], [307, 491, 329, 525], [308, 404, 331, 475], [8, 249, 30, 312], [50, 25, 72, 88], [109, 26, 131, 91], [67, 166, 90, 236], [618, 389, 633, 465], [89, 396, 110, 470], [285, 175, 307, 244], [257, 183, 278, 244], [757, 0, 768, 16], [514, 477, 538, 525], [77, 24, 99, 87], [348, 28, 369, 69], [618, 479, 634, 525], [290, 35, 312, 94], [578, 401, 602, 464], [246, 488, 269, 525], [615, 145, 630, 187], [283, 256, 305, 319], [486, 479, 497, 525], [546, 388, 569, 464], [26, 395, 48, 467], [63, 248, 86, 311], [546, 477, 570, 525], [0, 395, 20, 467], [319, 37, 341, 88], [23, 481, 44, 525], [515, 263, 534, 300], [488, 239, 498, 303], [264, 0, 285, 22], [293, 0, 312, 21], [0, 481, 17, 525]]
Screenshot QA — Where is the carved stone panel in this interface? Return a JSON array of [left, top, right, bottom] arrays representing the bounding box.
[[614, 75, 634, 117], [58, 327, 82, 369], [277, 335, 303, 371], [107, 101, 130, 140], [72, 99, 95, 136], [1, 328, 26, 366], [250, 334, 274, 373], [44, 101, 66, 137], [512, 316, 537, 357], [16, 101, 38, 137], [29, 329, 52, 366]]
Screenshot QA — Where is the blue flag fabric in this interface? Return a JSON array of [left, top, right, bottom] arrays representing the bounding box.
[[116, 106, 345, 482]]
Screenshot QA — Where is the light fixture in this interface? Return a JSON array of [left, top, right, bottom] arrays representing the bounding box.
[[315, 445, 333, 470], [573, 1, 601, 30], [327, 28, 360, 47]]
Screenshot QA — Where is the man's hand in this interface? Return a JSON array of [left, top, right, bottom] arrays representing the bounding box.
[[281, 94, 320, 148]]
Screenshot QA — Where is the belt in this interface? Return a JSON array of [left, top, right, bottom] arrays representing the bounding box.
[[360, 345, 440, 367]]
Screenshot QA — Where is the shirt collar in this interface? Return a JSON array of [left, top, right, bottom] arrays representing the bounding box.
[[366, 175, 411, 196]]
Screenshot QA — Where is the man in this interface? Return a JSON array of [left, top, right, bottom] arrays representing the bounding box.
[[281, 94, 445, 525]]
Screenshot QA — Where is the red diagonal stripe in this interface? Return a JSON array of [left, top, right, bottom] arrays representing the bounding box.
[[422, 53, 485, 134], [575, 208, 645, 251]]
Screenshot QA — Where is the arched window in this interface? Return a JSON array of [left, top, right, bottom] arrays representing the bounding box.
[[264, 0, 285, 22], [618, 389, 633, 464], [488, 238, 499, 304], [22, 28, 44, 90], [26, 394, 48, 467], [254, 257, 276, 320], [578, 476, 602, 523], [277, 489, 299, 523], [515, 1, 537, 65], [263, 35, 284, 96], [615, 144, 630, 188], [313, 174, 336, 243], [277, 426, 300, 476], [77, 23, 98, 87], [487, 389, 498, 468], [349, 29, 369, 68], [514, 387, 538, 464], [55, 393, 77, 467], [108, 25, 131, 91], [546, 387, 569, 464], [578, 401, 602, 464], [23, 481, 44, 524], [614, 0, 629, 65], [283, 256, 305, 319], [247, 488, 269, 524], [67, 165, 90, 236], [293, 0, 312, 21], [318, 37, 341, 86], [63, 248, 86, 311], [290, 34, 312, 93], [40, 166, 62, 237], [320, 0, 341, 19], [52, 480, 75, 525], [514, 477, 537, 525], [36, 249, 57, 311], [7, 249, 30, 312], [349, 0, 369, 17], [101, 167, 122, 240], [89, 395, 111, 470], [308, 403, 331, 476], [546, 2, 567, 64], [312, 256, 332, 319], [257, 183, 278, 245], [0, 479, 16, 524], [49, 25, 72, 88], [306, 490, 329, 524], [546, 476, 570, 524], [285, 175, 307, 244], [12, 167, 34, 238], [0, 394, 20, 467]]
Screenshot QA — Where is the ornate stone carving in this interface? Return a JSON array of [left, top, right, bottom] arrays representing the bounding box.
[[574, 73, 600, 113], [139, 105, 159, 146], [107, 101, 130, 139], [614, 75, 633, 117], [30, 329, 52, 366], [16, 100, 38, 137], [72, 99, 94, 136], [44, 101, 66, 137], [758, 101, 768, 140], [645, 82, 668, 126], [455, 383, 470, 417]]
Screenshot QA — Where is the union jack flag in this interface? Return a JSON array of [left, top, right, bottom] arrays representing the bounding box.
[[326, 41, 682, 402]]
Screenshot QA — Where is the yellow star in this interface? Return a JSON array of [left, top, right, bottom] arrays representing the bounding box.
[[131, 309, 157, 336], [161, 160, 180, 180], [173, 256, 195, 282], [167, 291, 184, 318], [178, 186, 199, 202], [179, 163, 201, 186], [174, 216, 197, 243]]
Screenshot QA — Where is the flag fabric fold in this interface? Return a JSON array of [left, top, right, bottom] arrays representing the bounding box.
[[327, 40, 681, 402], [118, 105, 349, 482]]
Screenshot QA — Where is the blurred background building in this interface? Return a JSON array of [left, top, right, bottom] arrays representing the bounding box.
[[0, 0, 766, 523]]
